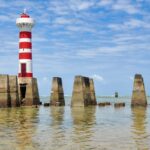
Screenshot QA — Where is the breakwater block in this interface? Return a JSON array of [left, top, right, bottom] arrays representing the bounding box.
[[0, 75, 9, 107], [71, 75, 97, 107], [114, 102, 125, 107], [50, 77, 65, 106], [44, 103, 50, 107], [8, 75, 20, 107], [98, 102, 111, 106], [0, 75, 20, 107], [89, 78, 97, 105], [18, 77, 40, 106], [32, 78, 40, 105], [131, 74, 147, 107], [0, 75, 40, 107]]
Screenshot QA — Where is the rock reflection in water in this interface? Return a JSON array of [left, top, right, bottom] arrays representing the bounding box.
[[50, 106, 65, 148], [15, 108, 39, 150], [50, 106, 64, 126], [131, 107, 150, 149], [71, 106, 96, 149], [0, 99, 150, 150], [0, 107, 39, 150]]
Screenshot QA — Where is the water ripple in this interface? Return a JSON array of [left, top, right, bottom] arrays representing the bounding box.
[[0, 98, 150, 149]]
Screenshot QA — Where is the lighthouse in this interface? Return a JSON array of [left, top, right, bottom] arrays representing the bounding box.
[[16, 9, 34, 78], [16, 10, 40, 106]]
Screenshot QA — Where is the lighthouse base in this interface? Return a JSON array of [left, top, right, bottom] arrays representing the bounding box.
[[0, 75, 20, 108], [18, 77, 40, 106]]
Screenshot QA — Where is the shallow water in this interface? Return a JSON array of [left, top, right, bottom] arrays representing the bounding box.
[[0, 97, 150, 150]]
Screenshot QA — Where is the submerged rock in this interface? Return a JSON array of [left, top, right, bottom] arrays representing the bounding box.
[[114, 102, 125, 107], [44, 103, 50, 107], [98, 102, 111, 106]]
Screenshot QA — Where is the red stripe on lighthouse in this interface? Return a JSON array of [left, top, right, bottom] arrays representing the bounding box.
[[19, 53, 32, 59], [18, 73, 33, 77], [21, 13, 30, 18], [19, 42, 32, 49], [20, 32, 31, 38]]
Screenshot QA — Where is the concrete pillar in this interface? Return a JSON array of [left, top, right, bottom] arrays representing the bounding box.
[[71, 76, 86, 107], [131, 74, 147, 107], [0, 75, 9, 107], [50, 77, 65, 106], [8, 75, 20, 107], [18, 77, 40, 106], [32, 78, 40, 105], [83, 77, 91, 105], [89, 78, 97, 105], [71, 76, 95, 107]]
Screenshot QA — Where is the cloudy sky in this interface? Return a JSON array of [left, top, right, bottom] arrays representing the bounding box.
[[0, 0, 150, 96]]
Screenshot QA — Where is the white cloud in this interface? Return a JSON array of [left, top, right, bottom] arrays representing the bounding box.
[[91, 74, 104, 82], [48, 0, 95, 16], [108, 19, 150, 30], [126, 19, 150, 28], [98, 0, 113, 6], [77, 45, 125, 58], [69, 0, 95, 11], [66, 25, 95, 33], [77, 1, 94, 10], [112, 1, 139, 14], [53, 17, 75, 25]]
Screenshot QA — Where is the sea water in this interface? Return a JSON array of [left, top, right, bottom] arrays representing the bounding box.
[[0, 97, 150, 150]]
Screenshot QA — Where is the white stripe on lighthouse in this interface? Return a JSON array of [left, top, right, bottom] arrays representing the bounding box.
[[18, 60, 32, 72], [19, 38, 31, 42], [19, 48, 32, 53]]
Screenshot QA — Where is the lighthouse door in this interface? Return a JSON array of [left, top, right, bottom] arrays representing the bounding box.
[[20, 84, 26, 104], [21, 63, 26, 77]]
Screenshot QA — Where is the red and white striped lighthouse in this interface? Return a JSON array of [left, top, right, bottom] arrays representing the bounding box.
[[16, 10, 35, 78]]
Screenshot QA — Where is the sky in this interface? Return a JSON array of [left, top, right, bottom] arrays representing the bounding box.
[[0, 0, 150, 96]]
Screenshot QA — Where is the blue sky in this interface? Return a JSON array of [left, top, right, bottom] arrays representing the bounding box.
[[0, 0, 150, 96]]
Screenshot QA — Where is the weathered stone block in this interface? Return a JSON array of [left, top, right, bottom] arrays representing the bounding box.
[[9, 75, 18, 92], [18, 77, 40, 106], [0, 75, 40, 107], [8, 75, 20, 107], [0, 93, 9, 107], [89, 78, 97, 105], [71, 76, 96, 107], [83, 77, 91, 105], [0, 75, 9, 107], [33, 78, 40, 105], [131, 74, 147, 107], [0, 75, 9, 93], [50, 77, 65, 106], [71, 76, 86, 107]]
